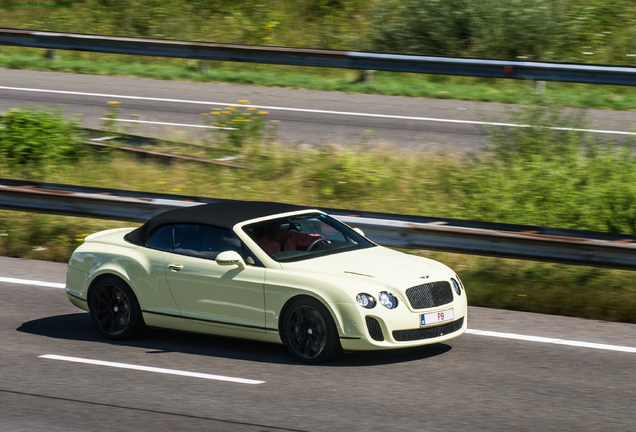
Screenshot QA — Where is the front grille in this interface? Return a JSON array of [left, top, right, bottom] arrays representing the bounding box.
[[405, 281, 454, 309], [393, 317, 464, 342], [365, 316, 384, 341]]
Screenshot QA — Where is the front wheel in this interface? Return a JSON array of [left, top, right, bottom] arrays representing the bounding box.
[[89, 277, 145, 341], [281, 298, 342, 364]]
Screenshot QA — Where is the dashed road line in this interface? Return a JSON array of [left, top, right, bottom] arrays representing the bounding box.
[[0, 276, 65, 289], [39, 354, 266, 384]]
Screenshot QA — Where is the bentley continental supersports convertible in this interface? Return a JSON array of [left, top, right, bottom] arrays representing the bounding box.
[[65, 201, 467, 363]]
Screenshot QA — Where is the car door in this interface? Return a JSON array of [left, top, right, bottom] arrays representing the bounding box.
[[163, 224, 267, 332]]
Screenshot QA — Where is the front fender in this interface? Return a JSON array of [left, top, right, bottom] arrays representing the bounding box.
[[263, 268, 389, 339]]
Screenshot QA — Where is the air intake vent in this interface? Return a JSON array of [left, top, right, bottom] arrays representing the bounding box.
[[365, 316, 384, 341], [406, 281, 454, 309], [393, 317, 464, 342]]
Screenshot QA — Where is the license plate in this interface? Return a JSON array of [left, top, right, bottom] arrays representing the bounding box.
[[421, 308, 454, 326]]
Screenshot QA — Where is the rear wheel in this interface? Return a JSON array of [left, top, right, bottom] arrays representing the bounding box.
[[281, 298, 341, 364], [89, 277, 145, 340]]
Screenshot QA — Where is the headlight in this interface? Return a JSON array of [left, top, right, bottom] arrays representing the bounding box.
[[378, 291, 398, 309], [451, 278, 461, 295], [356, 293, 376, 309]]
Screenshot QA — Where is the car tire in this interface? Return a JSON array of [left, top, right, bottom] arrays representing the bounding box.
[[89, 276, 145, 341], [281, 297, 342, 364]]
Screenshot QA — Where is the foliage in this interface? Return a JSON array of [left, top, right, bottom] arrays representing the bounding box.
[[0, 107, 87, 175], [444, 100, 636, 234], [369, 0, 636, 64], [1, 0, 635, 64], [202, 100, 277, 153], [369, 0, 475, 55]]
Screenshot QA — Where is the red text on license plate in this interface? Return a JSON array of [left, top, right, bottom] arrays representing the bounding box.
[[421, 308, 454, 326]]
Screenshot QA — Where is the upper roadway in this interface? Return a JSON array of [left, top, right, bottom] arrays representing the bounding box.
[[1, 68, 634, 153]]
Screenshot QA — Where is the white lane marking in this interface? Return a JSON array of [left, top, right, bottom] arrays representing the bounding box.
[[7, 276, 635, 354], [465, 329, 636, 353], [0, 276, 65, 289], [39, 354, 266, 385], [98, 117, 235, 130], [2, 85, 634, 136]]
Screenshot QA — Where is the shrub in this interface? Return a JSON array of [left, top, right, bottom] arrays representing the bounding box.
[[448, 100, 636, 233], [0, 107, 87, 175], [368, 0, 635, 63]]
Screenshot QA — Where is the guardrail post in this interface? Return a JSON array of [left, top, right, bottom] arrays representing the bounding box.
[[535, 80, 546, 94], [361, 69, 375, 84]]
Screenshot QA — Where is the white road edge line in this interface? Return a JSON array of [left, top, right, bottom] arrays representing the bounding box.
[[0, 276, 65, 289], [2, 86, 635, 136], [39, 354, 266, 385], [465, 329, 636, 353]]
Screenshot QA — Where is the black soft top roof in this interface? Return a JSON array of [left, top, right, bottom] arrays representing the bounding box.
[[125, 200, 309, 245]]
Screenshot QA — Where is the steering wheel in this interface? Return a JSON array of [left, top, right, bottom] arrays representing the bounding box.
[[307, 237, 328, 252]]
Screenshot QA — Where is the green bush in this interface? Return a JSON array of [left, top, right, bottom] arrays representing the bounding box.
[[0, 107, 87, 174], [446, 101, 636, 233], [369, 0, 636, 64]]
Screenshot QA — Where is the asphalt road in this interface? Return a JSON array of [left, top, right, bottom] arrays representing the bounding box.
[[1, 69, 634, 153], [2, 256, 636, 432]]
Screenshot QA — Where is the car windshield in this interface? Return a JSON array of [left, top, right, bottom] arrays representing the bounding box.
[[243, 212, 374, 262]]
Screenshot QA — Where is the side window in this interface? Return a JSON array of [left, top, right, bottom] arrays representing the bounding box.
[[173, 224, 242, 260], [147, 225, 173, 251]]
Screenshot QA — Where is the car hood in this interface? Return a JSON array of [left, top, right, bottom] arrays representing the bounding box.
[[280, 246, 451, 289]]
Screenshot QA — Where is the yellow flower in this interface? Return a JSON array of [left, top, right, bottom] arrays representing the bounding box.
[[258, 111, 269, 115], [237, 99, 249, 104], [107, 101, 119, 105]]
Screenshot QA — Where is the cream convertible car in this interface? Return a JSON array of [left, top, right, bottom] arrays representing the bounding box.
[[66, 201, 467, 363]]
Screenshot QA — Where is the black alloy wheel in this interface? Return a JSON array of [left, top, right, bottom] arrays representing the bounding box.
[[89, 277, 144, 340], [282, 298, 341, 364]]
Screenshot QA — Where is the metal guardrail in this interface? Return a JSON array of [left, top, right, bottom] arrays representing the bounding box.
[[2, 179, 636, 270], [2, 28, 636, 85]]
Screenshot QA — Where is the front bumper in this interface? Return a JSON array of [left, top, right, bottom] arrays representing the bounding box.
[[336, 291, 468, 351]]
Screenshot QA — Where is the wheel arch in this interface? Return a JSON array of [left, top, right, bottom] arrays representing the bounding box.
[[87, 271, 134, 305], [278, 293, 344, 338]]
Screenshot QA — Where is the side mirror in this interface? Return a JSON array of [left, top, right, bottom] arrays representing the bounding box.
[[353, 227, 365, 237], [216, 251, 245, 268]]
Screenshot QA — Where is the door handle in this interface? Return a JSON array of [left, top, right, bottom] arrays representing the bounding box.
[[168, 264, 184, 272]]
